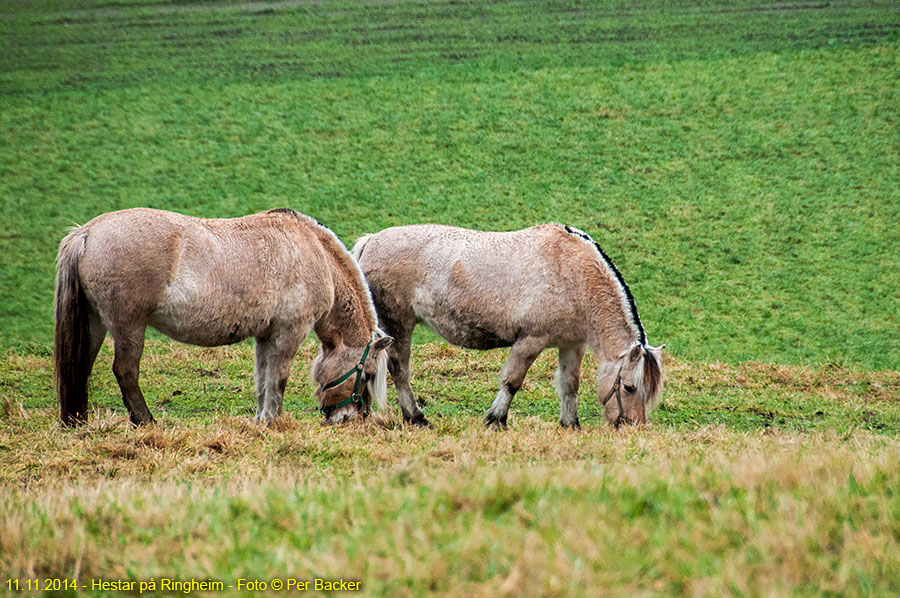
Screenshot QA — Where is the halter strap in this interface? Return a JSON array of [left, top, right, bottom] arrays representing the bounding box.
[[320, 339, 372, 416], [600, 361, 626, 428]]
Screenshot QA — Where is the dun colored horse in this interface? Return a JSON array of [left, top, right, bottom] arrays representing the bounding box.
[[354, 223, 663, 428], [55, 208, 392, 427]]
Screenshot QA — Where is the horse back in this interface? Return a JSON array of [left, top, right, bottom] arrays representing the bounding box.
[[76, 208, 331, 344], [358, 223, 590, 348]]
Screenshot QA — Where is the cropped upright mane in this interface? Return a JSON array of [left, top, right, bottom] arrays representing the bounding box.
[[563, 225, 647, 346]]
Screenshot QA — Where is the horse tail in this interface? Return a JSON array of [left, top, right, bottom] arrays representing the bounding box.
[[55, 229, 93, 426], [351, 234, 372, 264]]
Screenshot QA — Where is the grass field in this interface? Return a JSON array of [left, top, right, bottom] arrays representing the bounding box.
[[3, 342, 900, 596], [2, 0, 900, 595], [2, 0, 899, 368]]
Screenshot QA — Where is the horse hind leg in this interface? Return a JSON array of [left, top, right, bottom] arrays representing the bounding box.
[[80, 312, 107, 402], [556, 345, 586, 429], [485, 337, 545, 429], [375, 311, 429, 426], [253, 337, 270, 421], [111, 326, 154, 426]]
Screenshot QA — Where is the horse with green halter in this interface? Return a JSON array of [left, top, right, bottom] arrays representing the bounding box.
[[55, 207, 393, 427]]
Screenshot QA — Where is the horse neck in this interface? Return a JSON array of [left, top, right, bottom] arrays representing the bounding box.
[[561, 225, 646, 361], [585, 278, 643, 362], [588, 321, 638, 363], [311, 228, 375, 347]]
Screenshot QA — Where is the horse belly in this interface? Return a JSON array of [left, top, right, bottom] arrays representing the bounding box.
[[418, 310, 516, 350], [151, 283, 270, 347], [150, 316, 257, 347], [413, 278, 580, 350]]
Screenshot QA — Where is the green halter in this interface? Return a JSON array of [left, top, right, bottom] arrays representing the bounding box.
[[320, 339, 372, 417]]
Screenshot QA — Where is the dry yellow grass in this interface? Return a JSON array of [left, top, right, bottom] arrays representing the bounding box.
[[2, 414, 899, 596], [2, 343, 899, 596]]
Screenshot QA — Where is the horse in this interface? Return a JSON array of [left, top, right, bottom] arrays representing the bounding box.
[[54, 207, 393, 427], [353, 223, 663, 429]]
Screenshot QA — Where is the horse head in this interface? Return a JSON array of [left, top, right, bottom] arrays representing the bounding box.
[[311, 332, 393, 424], [599, 343, 664, 428]]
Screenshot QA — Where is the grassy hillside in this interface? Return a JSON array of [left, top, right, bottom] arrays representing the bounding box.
[[2, 1, 900, 595], [2, 0, 899, 368]]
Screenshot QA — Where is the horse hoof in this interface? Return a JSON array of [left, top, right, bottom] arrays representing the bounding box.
[[405, 413, 432, 428], [484, 413, 508, 430], [255, 413, 279, 426], [560, 419, 581, 430], [62, 412, 88, 427]]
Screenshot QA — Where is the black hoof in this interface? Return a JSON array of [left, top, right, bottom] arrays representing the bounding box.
[[560, 418, 581, 430], [129, 414, 155, 427], [405, 413, 433, 428], [484, 412, 508, 429], [61, 412, 87, 427]]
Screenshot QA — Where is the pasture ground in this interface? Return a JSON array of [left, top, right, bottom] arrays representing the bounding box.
[[2, 342, 900, 595], [2, 0, 900, 595]]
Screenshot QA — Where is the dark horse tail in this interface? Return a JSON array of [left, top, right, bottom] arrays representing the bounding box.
[[55, 230, 92, 426]]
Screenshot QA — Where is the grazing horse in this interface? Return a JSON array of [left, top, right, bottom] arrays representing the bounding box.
[[353, 223, 663, 428], [54, 208, 393, 427]]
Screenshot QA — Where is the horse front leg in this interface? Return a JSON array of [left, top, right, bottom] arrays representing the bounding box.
[[111, 326, 155, 426], [485, 337, 545, 429], [388, 332, 430, 427], [254, 328, 305, 423], [378, 313, 429, 427], [556, 344, 586, 429]]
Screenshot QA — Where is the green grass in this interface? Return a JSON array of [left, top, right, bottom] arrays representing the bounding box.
[[5, 340, 900, 436], [2, 1, 900, 595], [2, 0, 899, 368], [6, 447, 900, 597]]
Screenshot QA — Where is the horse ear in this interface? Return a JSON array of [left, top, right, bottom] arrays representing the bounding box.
[[320, 338, 336, 356], [628, 344, 643, 363], [372, 335, 393, 353], [616, 343, 644, 363]]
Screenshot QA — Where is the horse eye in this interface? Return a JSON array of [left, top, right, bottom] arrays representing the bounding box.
[[623, 384, 636, 394]]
